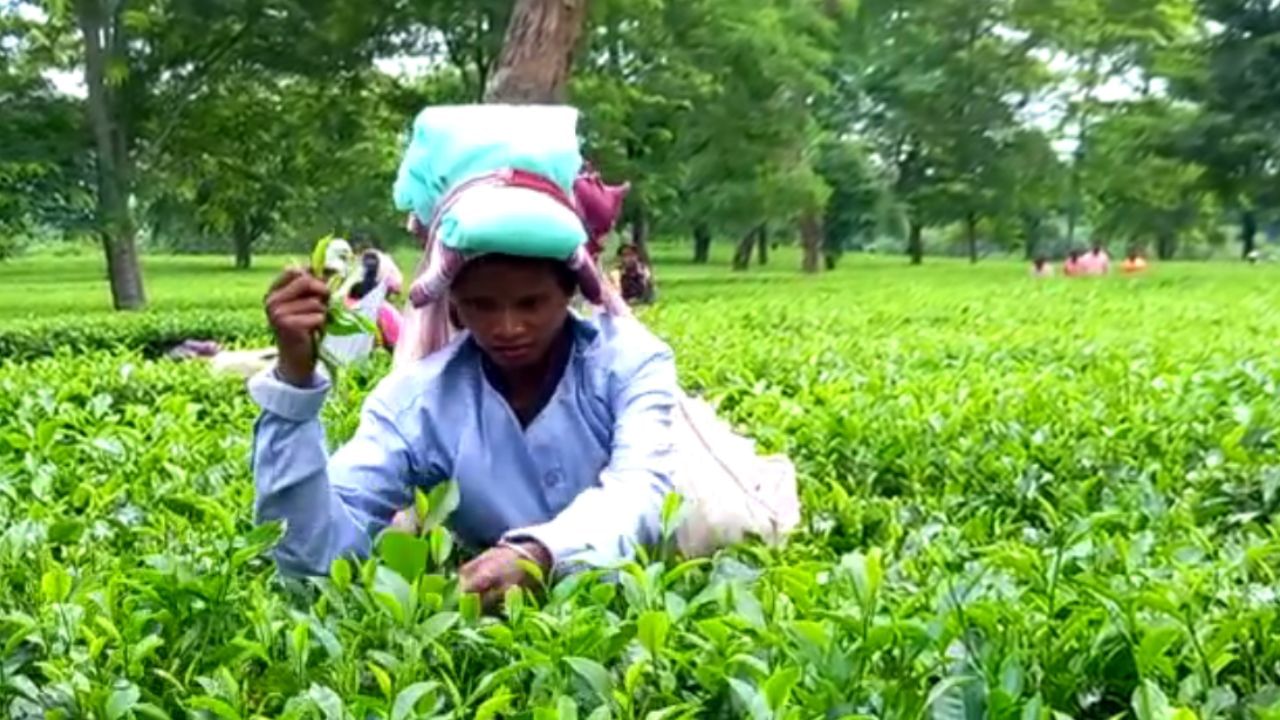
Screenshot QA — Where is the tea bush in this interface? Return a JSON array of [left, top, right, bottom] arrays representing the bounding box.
[[3, 261, 1280, 719], [0, 311, 270, 362]]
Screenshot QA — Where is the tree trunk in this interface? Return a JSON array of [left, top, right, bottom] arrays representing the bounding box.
[[824, 254, 837, 270], [693, 223, 711, 264], [1023, 215, 1041, 260], [907, 220, 924, 265], [732, 226, 759, 271], [631, 211, 650, 264], [233, 232, 254, 270], [800, 213, 822, 274], [1157, 231, 1178, 261], [484, 0, 591, 103], [1241, 209, 1258, 259], [966, 212, 979, 264], [756, 223, 769, 266], [78, 0, 146, 310]]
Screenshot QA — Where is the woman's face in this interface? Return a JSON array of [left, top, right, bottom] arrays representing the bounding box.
[[450, 258, 572, 371]]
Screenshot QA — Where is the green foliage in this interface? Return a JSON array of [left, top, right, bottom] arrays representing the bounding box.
[[0, 23, 93, 245], [815, 138, 897, 264], [1081, 100, 1222, 257], [576, 0, 836, 240], [146, 72, 407, 268], [4, 259, 1280, 717], [0, 310, 268, 362], [8, 0, 1275, 271]]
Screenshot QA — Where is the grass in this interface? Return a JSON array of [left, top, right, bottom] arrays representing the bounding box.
[[3, 248, 1280, 717]]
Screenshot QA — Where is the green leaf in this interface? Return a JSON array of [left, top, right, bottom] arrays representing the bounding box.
[[47, 518, 84, 545], [557, 697, 580, 720], [420, 612, 459, 644], [133, 703, 171, 720], [728, 678, 771, 720], [231, 521, 284, 568], [459, 592, 481, 623], [391, 682, 440, 720], [660, 492, 686, 540], [368, 662, 393, 701], [730, 584, 766, 629], [186, 697, 241, 720], [637, 610, 671, 656], [311, 235, 334, 276], [1132, 679, 1172, 720], [379, 532, 430, 582], [329, 557, 352, 591], [413, 489, 430, 533], [421, 482, 461, 532], [928, 674, 982, 720], [40, 564, 72, 604], [106, 683, 140, 720], [428, 526, 454, 566], [841, 548, 883, 609], [762, 666, 801, 710], [565, 657, 612, 700], [307, 684, 346, 720], [475, 690, 513, 720]]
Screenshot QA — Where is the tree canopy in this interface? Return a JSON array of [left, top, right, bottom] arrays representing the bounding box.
[[3, 0, 1278, 304]]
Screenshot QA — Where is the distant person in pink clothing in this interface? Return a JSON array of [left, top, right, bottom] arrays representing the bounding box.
[[347, 249, 403, 351], [1063, 249, 1083, 277], [1080, 242, 1111, 275], [1031, 256, 1054, 277]]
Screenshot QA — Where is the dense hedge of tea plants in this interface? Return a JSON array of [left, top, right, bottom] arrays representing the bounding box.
[[3, 261, 1280, 719], [0, 311, 270, 361]]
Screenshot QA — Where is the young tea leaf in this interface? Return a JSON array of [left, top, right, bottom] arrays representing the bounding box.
[[105, 682, 141, 720], [378, 532, 430, 583], [637, 610, 671, 656], [391, 681, 441, 720], [565, 657, 613, 701]]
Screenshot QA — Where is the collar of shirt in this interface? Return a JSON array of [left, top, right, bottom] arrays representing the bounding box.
[[474, 317, 584, 424]]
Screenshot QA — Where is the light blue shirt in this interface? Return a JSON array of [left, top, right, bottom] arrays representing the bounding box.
[[248, 314, 678, 577]]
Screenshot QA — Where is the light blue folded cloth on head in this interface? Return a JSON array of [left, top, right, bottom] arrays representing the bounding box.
[[392, 104, 588, 261]]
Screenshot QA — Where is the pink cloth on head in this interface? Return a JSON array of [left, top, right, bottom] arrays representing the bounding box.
[[575, 163, 630, 260]]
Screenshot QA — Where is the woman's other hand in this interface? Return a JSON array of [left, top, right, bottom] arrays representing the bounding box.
[[459, 541, 552, 610]]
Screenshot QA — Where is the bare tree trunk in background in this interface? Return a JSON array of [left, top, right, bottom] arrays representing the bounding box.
[[78, 0, 147, 310], [1241, 210, 1258, 259], [732, 225, 759, 271], [966, 212, 979, 264], [755, 223, 769, 266], [693, 223, 712, 264], [484, 0, 591, 103], [233, 225, 256, 270], [1023, 214, 1041, 260], [800, 215, 822, 274], [907, 220, 924, 265], [631, 211, 650, 263], [1157, 231, 1178, 260]]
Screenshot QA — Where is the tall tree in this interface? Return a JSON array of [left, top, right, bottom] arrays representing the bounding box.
[[842, 0, 1050, 264], [1082, 99, 1218, 259], [485, 0, 592, 103], [148, 71, 402, 268], [34, 0, 402, 308], [1173, 0, 1280, 258], [0, 10, 91, 254], [1017, 0, 1199, 248]]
